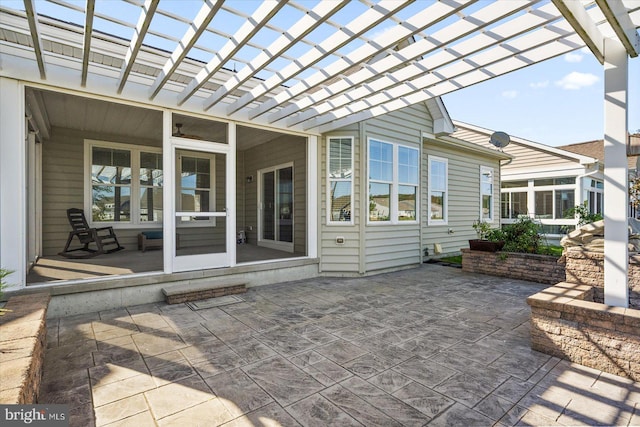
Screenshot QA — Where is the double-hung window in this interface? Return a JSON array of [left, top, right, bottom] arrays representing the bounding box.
[[328, 137, 353, 223], [480, 166, 494, 221], [368, 139, 419, 223], [87, 141, 163, 226], [428, 156, 447, 224]]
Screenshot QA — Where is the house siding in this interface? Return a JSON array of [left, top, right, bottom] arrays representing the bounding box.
[[452, 126, 581, 175], [321, 105, 429, 274], [422, 140, 502, 256]]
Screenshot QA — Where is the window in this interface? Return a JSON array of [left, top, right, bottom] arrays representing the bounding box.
[[328, 137, 353, 223], [588, 179, 604, 215], [555, 189, 575, 219], [87, 141, 162, 225], [480, 166, 494, 221], [398, 146, 418, 221], [428, 156, 447, 224], [368, 139, 419, 223], [501, 192, 528, 219], [177, 150, 215, 224]]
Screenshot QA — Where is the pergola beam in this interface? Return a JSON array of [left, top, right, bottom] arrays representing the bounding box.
[[117, 0, 159, 94], [149, 0, 223, 100], [23, 0, 46, 79], [177, 0, 288, 106], [81, 0, 95, 87], [315, 28, 582, 132], [227, 0, 414, 116], [286, 0, 555, 128], [202, 0, 349, 111], [250, 0, 473, 121], [595, 0, 640, 58], [551, 0, 605, 64]]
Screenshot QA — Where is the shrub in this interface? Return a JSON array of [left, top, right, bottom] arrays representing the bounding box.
[[0, 267, 13, 302], [499, 217, 543, 254], [564, 201, 603, 227]]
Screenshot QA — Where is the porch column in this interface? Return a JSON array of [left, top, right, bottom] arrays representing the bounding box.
[[307, 134, 318, 259], [603, 37, 629, 307], [0, 77, 26, 289]]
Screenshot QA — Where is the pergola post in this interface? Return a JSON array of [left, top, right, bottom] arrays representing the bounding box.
[[603, 37, 629, 308]]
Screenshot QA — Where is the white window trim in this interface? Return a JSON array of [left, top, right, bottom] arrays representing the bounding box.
[[84, 139, 162, 229], [367, 138, 419, 225], [480, 165, 494, 222], [175, 149, 217, 228], [327, 136, 354, 225], [427, 155, 448, 226]]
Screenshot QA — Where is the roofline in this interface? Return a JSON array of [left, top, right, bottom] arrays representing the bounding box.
[[423, 132, 512, 161], [452, 120, 599, 165], [425, 97, 455, 136]]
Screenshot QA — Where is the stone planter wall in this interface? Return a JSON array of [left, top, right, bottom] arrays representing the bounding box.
[[0, 292, 50, 404], [564, 248, 640, 309], [527, 282, 640, 381], [461, 249, 565, 285]]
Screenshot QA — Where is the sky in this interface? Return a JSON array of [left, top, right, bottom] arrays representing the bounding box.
[[442, 47, 640, 147]]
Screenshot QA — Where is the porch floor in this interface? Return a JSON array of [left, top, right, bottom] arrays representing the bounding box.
[[27, 244, 303, 284], [41, 265, 640, 426]]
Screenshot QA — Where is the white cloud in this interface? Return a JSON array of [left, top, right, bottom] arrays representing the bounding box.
[[564, 51, 583, 63], [580, 46, 591, 55], [529, 80, 549, 89], [555, 72, 599, 90], [501, 90, 518, 99]]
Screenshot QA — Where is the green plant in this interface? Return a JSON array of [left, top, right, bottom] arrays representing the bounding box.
[[500, 217, 543, 254], [498, 252, 509, 261], [472, 219, 493, 240], [564, 201, 603, 226]]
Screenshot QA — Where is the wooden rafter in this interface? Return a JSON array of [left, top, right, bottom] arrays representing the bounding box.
[[251, 0, 473, 121], [227, 0, 414, 115], [117, 0, 159, 94], [202, 0, 349, 111], [22, 0, 46, 79], [285, 0, 542, 127], [81, 0, 95, 87], [148, 0, 223, 100], [177, 0, 288, 106]]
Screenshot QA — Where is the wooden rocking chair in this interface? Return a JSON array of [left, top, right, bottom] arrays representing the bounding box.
[[59, 208, 124, 258]]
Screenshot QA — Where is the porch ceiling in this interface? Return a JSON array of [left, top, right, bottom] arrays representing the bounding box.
[[1, 1, 639, 135]]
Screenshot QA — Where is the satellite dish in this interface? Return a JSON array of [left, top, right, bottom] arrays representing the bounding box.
[[490, 131, 510, 149]]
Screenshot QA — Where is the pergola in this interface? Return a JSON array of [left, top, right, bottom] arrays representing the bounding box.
[[0, 0, 639, 306]]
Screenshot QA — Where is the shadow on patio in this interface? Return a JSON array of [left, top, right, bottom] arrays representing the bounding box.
[[40, 265, 640, 426]]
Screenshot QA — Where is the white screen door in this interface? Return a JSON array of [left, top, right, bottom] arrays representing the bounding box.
[[171, 141, 231, 271]]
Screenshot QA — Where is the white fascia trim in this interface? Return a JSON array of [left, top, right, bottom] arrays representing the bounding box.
[[424, 133, 512, 161], [452, 120, 598, 165], [424, 97, 455, 136]]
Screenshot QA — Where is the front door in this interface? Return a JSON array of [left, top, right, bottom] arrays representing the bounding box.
[[171, 141, 231, 271], [258, 163, 294, 252]]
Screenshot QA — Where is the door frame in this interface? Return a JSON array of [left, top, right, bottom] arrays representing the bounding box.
[[257, 161, 295, 253], [163, 113, 236, 273]]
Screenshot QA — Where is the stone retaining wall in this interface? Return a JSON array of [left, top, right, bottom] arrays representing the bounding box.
[[461, 249, 565, 285], [0, 293, 50, 404], [564, 249, 640, 309], [527, 282, 640, 381]]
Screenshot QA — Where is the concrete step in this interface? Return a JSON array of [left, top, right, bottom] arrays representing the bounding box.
[[162, 279, 247, 304]]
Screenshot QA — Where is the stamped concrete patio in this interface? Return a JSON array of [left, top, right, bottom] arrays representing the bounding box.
[[41, 265, 640, 426]]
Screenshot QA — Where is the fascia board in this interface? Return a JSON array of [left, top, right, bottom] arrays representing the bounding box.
[[452, 120, 598, 165], [425, 133, 512, 161]]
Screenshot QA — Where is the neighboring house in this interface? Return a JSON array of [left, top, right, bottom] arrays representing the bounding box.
[[560, 137, 640, 219], [453, 121, 639, 240]]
